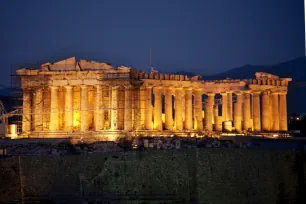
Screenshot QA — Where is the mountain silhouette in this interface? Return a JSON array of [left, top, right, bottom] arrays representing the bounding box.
[[210, 56, 306, 80], [204, 56, 306, 113]]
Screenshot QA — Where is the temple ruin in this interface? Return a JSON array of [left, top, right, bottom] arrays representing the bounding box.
[[10, 57, 292, 141]]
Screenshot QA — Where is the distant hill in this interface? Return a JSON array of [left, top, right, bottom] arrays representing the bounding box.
[[205, 56, 306, 113], [210, 56, 306, 80]]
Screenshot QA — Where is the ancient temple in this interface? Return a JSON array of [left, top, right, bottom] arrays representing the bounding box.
[[15, 57, 292, 141]]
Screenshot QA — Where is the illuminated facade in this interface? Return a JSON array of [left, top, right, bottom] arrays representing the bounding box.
[[16, 57, 292, 141]]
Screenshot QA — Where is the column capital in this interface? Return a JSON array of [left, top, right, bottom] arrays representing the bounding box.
[[233, 91, 242, 95], [164, 85, 174, 90], [112, 85, 120, 90], [184, 87, 193, 91], [145, 84, 154, 88], [80, 85, 88, 89], [271, 91, 280, 95], [220, 92, 227, 96], [65, 85, 73, 89], [50, 86, 58, 90], [22, 87, 32, 92], [251, 91, 261, 95], [279, 91, 287, 95], [206, 92, 215, 96], [194, 87, 202, 91], [242, 90, 251, 94], [153, 85, 163, 89], [125, 85, 133, 90]]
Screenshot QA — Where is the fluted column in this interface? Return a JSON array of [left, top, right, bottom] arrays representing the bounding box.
[[213, 104, 221, 131], [124, 85, 133, 131], [50, 86, 59, 131], [80, 85, 89, 131], [165, 87, 173, 130], [111, 86, 119, 130], [194, 89, 203, 131], [145, 86, 153, 130], [133, 87, 141, 129], [227, 92, 233, 121], [243, 91, 251, 131], [221, 92, 227, 122], [234, 92, 242, 132], [175, 88, 183, 131], [271, 92, 280, 131], [279, 91, 288, 131], [205, 93, 214, 131], [262, 91, 271, 131], [184, 87, 193, 130], [33, 88, 43, 131], [140, 87, 146, 128], [22, 88, 31, 133], [64, 86, 73, 131], [154, 86, 163, 130], [252, 91, 261, 131], [94, 85, 103, 131]]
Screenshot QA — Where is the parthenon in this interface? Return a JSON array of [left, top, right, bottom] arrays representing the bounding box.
[[15, 57, 292, 141]]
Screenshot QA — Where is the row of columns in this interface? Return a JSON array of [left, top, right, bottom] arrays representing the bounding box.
[[22, 85, 288, 133]]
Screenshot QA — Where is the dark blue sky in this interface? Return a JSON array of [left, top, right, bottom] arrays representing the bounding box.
[[0, 0, 305, 86]]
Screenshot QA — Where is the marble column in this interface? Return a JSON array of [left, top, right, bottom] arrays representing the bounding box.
[[271, 92, 280, 131], [262, 91, 271, 131], [22, 88, 31, 133], [154, 86, 163, 131], [279, 91, 288, 131], [194, 89, 203, 131], [227, 92, 233, 121], [243, 91, 251, 131], [33, 88, 43, 131], [175, 88, 183, 131], [80, 85, 89, 131], [213, 105, 221, 131], [221, 92, 227, 122], [205, 93, 214, 131], [140, 86, 146, 128], [234, 93, 242, 132], [50, 86, 59, 131], [184, 87, 193, 130], [111, 86, 119, 130], [64, 86, 73, 131], [95, 85, 103, 131], [165, 87, 173, 130], [252, 92, 261, 131], [133, 87, 141, 129], [124, 85, 133, 131], [100, 86, 105, 130], [145, 86, 153, 130]]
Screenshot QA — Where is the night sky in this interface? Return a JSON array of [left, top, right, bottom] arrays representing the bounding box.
[[0, 0, 305, 86]]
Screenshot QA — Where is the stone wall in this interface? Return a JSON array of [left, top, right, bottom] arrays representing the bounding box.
[[0, 149, 305, 203]]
